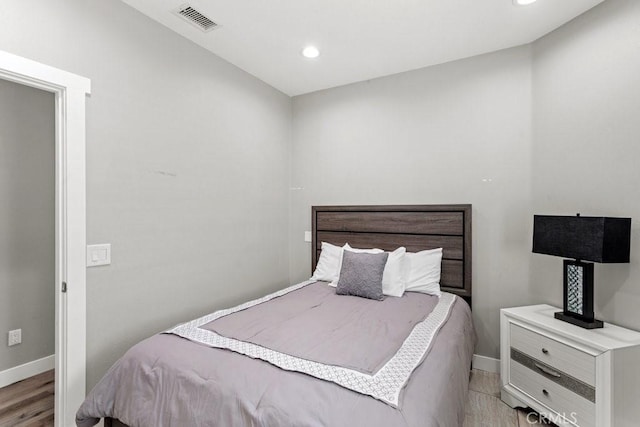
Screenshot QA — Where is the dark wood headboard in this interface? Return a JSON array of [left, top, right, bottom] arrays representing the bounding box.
[[312, 204, 472, 306]]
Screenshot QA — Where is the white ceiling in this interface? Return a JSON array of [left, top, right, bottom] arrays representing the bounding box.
[[121, 0, 604, 96]]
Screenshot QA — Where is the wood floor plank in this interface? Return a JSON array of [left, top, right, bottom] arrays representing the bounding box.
[[469, 369, 502, 397], [517, 408, 532, 426], [464, 389, 519, 427], [0, 370, 53, 406], [1, 393, 54, 426], [12, 407, 54, 427], [0, 370, 54, 427], [517, 407, 558, 426], [0, 383, 54, 417]]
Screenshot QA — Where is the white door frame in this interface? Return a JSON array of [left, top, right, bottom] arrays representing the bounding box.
[[0, 50, 90, 427]]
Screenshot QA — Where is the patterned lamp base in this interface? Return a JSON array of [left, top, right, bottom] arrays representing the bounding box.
[[554, 260, 603, 329]]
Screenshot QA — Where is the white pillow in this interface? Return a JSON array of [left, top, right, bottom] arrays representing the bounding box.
[[310, 242, 344, 282], [403, 248, 443, 297], [381, 247, 406, 297], [343, 243, 384, 254], [329, 244, 407, 298]]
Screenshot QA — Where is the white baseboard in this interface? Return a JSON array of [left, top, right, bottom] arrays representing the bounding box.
[[0, 354, 55, 389], [472, 354, 500, 373]]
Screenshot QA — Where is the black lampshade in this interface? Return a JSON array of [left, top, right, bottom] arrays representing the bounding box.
[[533, 215, 631, 263]]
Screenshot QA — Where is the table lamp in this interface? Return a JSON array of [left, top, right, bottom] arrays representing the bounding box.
[[532, 214, 631, 329]]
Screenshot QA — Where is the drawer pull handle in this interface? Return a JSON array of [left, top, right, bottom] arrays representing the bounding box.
[[534, 363, 561, 378], [542, 389, 549, 397], [541, 348, 549, 355]]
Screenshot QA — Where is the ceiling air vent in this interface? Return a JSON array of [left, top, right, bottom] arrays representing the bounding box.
[[174, 4, 218, 32]]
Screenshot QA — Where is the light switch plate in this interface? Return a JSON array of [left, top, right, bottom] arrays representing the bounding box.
[[304, 231, 312, 242], [87, 244, 111, 267]]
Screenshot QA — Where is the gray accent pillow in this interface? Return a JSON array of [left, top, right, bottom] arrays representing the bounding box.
[[336, 251, 389, 301]]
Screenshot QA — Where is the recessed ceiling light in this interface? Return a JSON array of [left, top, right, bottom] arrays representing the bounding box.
[[302, 46, 320, 59], [513, 0, 537, 5]]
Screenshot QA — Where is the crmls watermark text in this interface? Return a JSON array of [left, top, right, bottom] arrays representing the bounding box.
[[525, 411, 578, 425]]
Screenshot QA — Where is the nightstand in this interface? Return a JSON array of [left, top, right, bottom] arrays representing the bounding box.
[[500, 305, 640, 427]]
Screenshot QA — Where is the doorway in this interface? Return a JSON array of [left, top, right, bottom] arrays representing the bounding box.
[[0, 50, 90, 427], [0, 77, 55, 425]]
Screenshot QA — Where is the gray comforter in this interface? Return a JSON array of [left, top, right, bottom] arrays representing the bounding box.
[[77, 282, 475, 427]]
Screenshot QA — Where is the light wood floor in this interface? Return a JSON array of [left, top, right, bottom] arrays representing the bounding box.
[[466, 369, 556, 427], [0, 369, 551, 427], [0, 370, 54, 427]]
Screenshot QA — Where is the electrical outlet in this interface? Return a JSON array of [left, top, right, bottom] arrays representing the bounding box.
[[8, 329, 21, 346]]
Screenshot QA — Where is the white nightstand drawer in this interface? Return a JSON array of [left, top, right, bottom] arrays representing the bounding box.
[[510, 323, 595, 386], [510, 359, 595, 427]]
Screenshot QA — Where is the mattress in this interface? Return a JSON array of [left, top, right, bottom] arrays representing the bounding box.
[[76, 281, 475, 427]]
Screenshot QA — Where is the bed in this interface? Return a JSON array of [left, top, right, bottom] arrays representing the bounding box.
[[77, 204, 474, 427]]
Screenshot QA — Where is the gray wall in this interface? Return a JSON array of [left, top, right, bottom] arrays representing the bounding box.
[[291, 46, 534, 358], [531, 0, 640, 331], [0, 0, 292, 388], [291, 0, 640, 360], [0, 79, 55, 371]]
